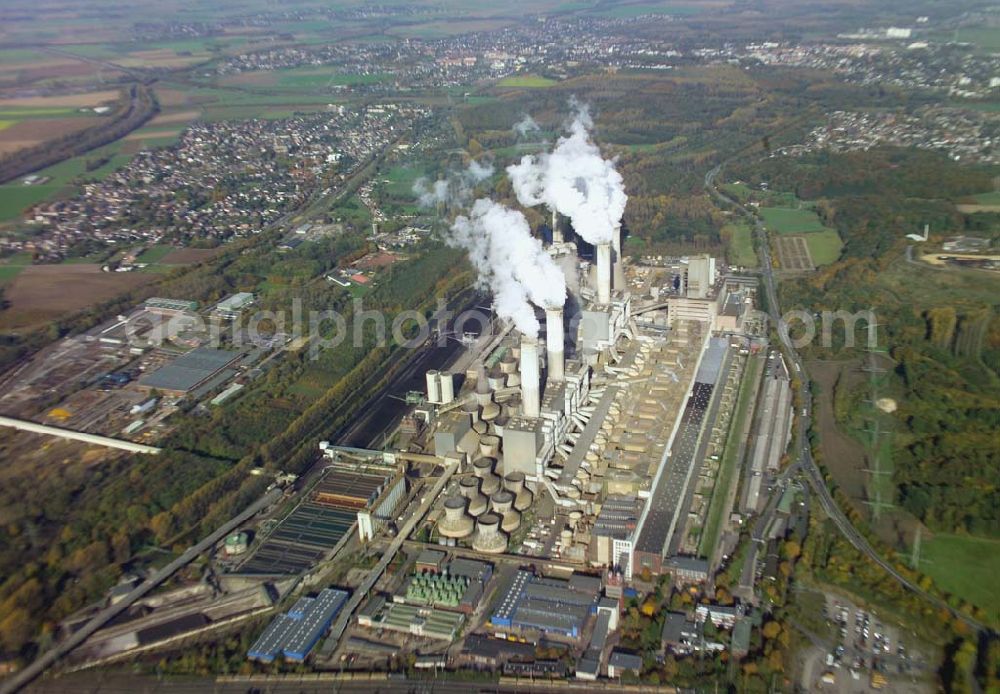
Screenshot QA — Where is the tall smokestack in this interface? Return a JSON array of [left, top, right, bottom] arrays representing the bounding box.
[[552, 209, 563, 244], [612, 224, 625, 290], [520, 336, 540, 418], [545, 308, 564, 382], [597, 242, 612, 304]]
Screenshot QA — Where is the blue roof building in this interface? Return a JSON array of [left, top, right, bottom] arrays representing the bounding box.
[[247, 588, 349, 663]]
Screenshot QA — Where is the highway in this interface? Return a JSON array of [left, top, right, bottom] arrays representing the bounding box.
[[1, 487, 284, 694], [705, 164, 987, 634]]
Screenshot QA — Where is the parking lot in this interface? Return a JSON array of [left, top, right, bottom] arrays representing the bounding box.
[[804, 593, 932, 693]]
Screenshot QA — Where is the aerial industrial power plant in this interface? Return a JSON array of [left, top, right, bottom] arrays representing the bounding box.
[[3, 3, 980, 689]]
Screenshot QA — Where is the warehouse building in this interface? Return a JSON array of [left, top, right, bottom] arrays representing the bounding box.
[[247, 588, 349, 663], [368, 602, 464, 641], [145, 297, 198, 316], [490, 571, 600, 640], [212, 292, 255, 320], [138, 347, 243, 397]]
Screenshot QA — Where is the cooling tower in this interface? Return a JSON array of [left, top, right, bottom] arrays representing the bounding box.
[[490, 490, 521, 533], [545, 307, 564, 382], [597, 242, 612, 304], [472, 513, 508, 554], [479, 434, 501, 458], [472, 457, 501, 496], [438, 497, 474, 538], [519, 336, 540, 418], [503, 471, 534, 512], [459, 477, 488, 517]]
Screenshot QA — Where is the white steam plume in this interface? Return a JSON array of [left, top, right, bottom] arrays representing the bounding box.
[[448, 198, 567, 338], [506, 99, 626, 245], [413, 158, 495, 207], [513, 113, 540, 137]]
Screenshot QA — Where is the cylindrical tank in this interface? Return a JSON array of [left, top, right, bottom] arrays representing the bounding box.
[[439, 372, 455, 404], [472, 513, 508, 554], [560, 528, 574, 547], [426, 370, 441, 404], [499, 356, 517, 374], [438, 497, 473, 538], [506, 373, 521, 388]]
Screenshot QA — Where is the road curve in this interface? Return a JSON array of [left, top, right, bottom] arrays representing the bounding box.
[[705, 164, 987, 635]]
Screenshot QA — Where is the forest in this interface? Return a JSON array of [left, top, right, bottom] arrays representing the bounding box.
[[727, 142, 1000, 542], [0, 225, 469, 660]]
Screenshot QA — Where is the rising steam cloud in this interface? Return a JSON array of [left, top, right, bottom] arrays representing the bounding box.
[[506, 99, 626, 245], [513, 114, 540, 137], [448, 198, 567, 338], [413, 158, 495, 207]]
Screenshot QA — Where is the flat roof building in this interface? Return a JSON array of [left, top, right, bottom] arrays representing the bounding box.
[[247, 588, 349, 663], [138, 347, 242, 396], [490, 570, 600, 640]]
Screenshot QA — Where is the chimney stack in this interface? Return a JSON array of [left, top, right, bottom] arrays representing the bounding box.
[[612, 224, 625, 291], [545, 308, 564, 382], [552, 209, 563, 244], [597, 242, 612, 304], [519, 336, 541, 418]]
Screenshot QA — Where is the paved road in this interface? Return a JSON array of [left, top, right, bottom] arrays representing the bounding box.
[[3, 488, 284, 694], [705, 165, 987, 634]]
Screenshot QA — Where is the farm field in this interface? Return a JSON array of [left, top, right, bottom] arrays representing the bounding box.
[[763, 205, 842, 266], [0, 264, 155, 329], [919, 533, 1000, 626], [760, 206, 827, 234], [723, 221, 757, 267], [0, 141, 135, 222], [496, 74, 558, 88], [802, 228, 843, 266], [219, 67, 392, 92]]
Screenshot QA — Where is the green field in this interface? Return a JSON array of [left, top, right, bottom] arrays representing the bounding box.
[[0, 108, 89, 119], [720, 182, 753, 202], [273, 69, 391, 90], [137, 245, 175, 264], [0, 142, 133, 222], [971, 191, 1000, 205], [0, 264, 26, 283], [954, 27, 1000, 52], [383, 165, 427, 198], [803, 229, 844, 266], [591, 2, 704, 17], [760, 206, 828, 234], [496, 74, 558, 88], [919, 533, 1000, 625], [724, 222, 757, 267]]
